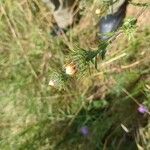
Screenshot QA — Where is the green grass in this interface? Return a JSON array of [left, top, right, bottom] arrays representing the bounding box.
[[0, 0, 150, 149]]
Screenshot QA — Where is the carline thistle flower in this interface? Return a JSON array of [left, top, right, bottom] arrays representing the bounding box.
[[95, 9, 101, 15], [65, 62, 77, 76]]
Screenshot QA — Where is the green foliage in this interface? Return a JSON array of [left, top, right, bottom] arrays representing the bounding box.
[[122, 18, 137, 41], [129, 1, 150, 7], [112, 71, 140, 96], [90, 100, 108, 109], [49, 70, 70, 90]]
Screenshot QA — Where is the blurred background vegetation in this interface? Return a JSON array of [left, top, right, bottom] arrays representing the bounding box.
[[0, 0, 150, 149]]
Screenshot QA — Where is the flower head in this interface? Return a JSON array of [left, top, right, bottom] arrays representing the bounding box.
[[65, 62, 77, 76], [95, 9, 100, 15], [48, 80, 56, 87], [138, 105, 148, 114], [80, 126, 89, 137]]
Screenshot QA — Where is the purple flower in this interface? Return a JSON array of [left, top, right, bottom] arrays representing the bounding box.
[[138, 105, 148, 114], [80, 126, 89, 136]]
